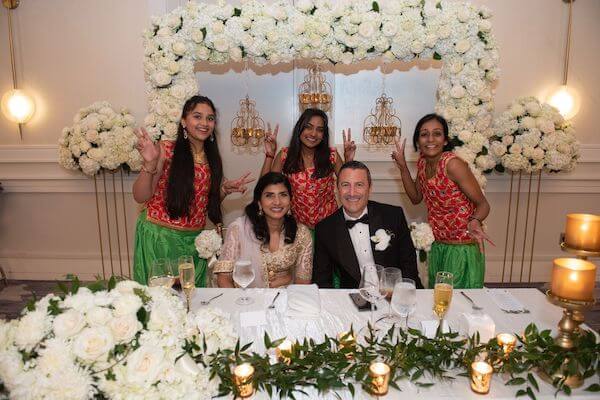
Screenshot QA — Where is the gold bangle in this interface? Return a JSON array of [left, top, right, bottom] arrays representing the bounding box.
[[141, 164, 158, 174]]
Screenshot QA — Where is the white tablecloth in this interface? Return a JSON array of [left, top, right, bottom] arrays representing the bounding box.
[[190, 287, 597, 399]]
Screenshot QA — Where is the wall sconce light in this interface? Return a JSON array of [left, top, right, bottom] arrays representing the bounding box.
[[547, 0, 580, 120], [1, 0, 36, 139]]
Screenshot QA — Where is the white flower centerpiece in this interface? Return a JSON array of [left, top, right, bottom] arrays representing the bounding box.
[[195, 229, 223, 269], [410, 222, 435, 262], [58, 101, 143, 176], [142, 0, 499, 186], [490, 97, 579, 173], [0, 279, 236, 399]]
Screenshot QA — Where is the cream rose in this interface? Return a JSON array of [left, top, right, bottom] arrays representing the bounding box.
[[172, 42, 186, 56], [109, 314, 142, 343], [73, 327, 114, 363], [53, 309, 86, 338], [455, 39, 471, 54], [112, 293, 143, 317], [126, 345, 165, 386], [86, 306, 113, 326]]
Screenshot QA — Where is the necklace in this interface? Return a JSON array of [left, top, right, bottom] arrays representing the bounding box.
[[425, 160, 438, 179], [192, 150, 206, 164]]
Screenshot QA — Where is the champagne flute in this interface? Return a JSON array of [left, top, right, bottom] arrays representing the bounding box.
[[233, 260, 255, 305], [148, 258, 175, 289], [359, 264, 385, 328], [433, 271, 454, 335], [377, 267, 402, 324], [179, 255, 195, 312], [391, 278, 416, 329]]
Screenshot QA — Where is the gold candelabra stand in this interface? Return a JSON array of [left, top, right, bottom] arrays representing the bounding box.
[[231, 96, 265, 148], [363, 93, 401, 145], [298, 64, 332, 112]]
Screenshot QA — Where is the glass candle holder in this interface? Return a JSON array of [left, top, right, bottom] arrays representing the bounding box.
[[565, 213, 600, 252], [276, 339, 293, 364], [551, 258, 596, 302], [470, 361, 493, 394], [496, 333, 517, 357], [369, 362, 391, 395], [233, 363, 255, 398]]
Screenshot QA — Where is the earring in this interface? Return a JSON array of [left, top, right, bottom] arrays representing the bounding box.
[[183, 127, 188, 139], [258, 207, 263, 217], [210, 134, 214, 142], [287, 209, 292, 216]]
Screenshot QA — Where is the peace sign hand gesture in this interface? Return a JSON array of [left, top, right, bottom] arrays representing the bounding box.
[[264, 123, 279, 158], [391, 138, 408, 170], [135, 128, 160, 165], [342, 128, 356, 162], [222, 172, 255, 197]]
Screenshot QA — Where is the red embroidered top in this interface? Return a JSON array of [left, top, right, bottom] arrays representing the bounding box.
[[417, 151, 475, 242], [145, 141, 211, 230], [281, 147, 338, 228]]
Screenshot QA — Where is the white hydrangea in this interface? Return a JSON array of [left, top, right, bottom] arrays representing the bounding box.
[[409, 222, 435, 252], [195, 229, 223, 259]]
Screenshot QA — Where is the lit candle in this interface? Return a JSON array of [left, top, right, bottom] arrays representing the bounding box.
[[496, 333, 517, 356], [369, 362, 391, 396], [564, 213, 600, 252], [470, 361, 493, 394], [276, 339, 293, 364], [551, 258, 597, 302], [337, 331, 356, 358], [233, 363, 255, 398]]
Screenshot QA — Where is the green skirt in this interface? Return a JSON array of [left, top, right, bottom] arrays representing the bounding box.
[[133, 211, 207, 287], [428, 241, 485, 289], [309, 227, 340, 289]]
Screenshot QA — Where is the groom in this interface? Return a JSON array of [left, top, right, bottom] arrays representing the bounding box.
[[312, 161, 423, 289]]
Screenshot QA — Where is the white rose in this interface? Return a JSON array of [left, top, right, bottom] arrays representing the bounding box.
[[73, 327, 114, 362], [490, 142, 507, 157], [381, 21, 397, 37], [478, 19, 492, 32], [502, 135, 514, 145], [537, 118, 555, 134], [191, 28, 204, 43], [53, 309, 86, 338], [126, 345, 165, 386], [172, 42, 186, 56], [291, 19, 305, 35], [166, 60, 180, 75], [175, 353, 200, 376], [525, 101, 541, 116], [195, 46, 210, 60], [410, 40, 424, 54], [86, 306, 113, 326], [211, 20, 225, 34], [358, 21, 376, 38], [213, 36, 229, 53], [532, 147, 545, 160], [457, 8, 471, 22], [521, 116, 536, 129], [109, 314, 142, 343], [113, 293, 143, 317], [509, 103, 525, 118], [450, 85, 466, 99], [458, 130, 473, 143], [341, 52, 354, 65], [115, 280, 143, 294], [510, 143, 523, 154], [455, 39, 471, 54], [87, 147, 105, 162], [152, 71, 172, 87], [296, 0, 314, 13]]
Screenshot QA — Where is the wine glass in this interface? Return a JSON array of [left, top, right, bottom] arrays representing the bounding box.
[[433, 271, 454, 334], [391, 278, 416, 329], [233, 260, 255, 305], [359, 264, 385, 328], [178, 255, 195, 312], [377, 267, 402, 324], [148, 258, 175, 288]]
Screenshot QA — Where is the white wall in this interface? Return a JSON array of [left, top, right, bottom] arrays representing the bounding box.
[[0, 0, 599, 282]]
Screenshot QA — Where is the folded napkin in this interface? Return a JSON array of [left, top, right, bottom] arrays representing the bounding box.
[[459, 312, 495, 343], [421, 320, 449, 339], [486, 289, 526, 312], [286, 284, 321, 319]]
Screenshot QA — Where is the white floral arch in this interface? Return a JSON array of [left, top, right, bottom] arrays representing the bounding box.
[[142, 0, 500, 185]]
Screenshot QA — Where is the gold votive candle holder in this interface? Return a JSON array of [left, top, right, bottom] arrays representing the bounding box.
[[496, 333, 517, 357], [233, 363, 255, 398], [470, 361, 493, 394], [565, 213, 600, 252], [369, 361, 391, 395], [276, 339, 293, 364], [551, 258, 597, 302]]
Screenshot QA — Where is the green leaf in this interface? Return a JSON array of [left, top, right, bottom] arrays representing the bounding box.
[[108, 275, 117, 291], [433, 52, 442, 60], [527, 373, 539, 392], [507, 377, 526, 386], [233, 8, 241, 17], [136, 307, 149, 328], [48, 299, 64, 316], [348, 383, 355, 397], [371, 2, 379, 12], [264, 332, 272, 349], [419, 250, 427, 263], [585, 383, 600, 392], [526, 387, 536, 400]]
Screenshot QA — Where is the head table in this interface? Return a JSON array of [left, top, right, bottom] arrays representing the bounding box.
[[190, 287, 596, 399]]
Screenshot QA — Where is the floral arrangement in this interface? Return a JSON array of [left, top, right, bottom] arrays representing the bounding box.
[[195, 229, 223, 260], [410, 222, 435, 262], [0, 278, 236, 399], [490, 97, 579, 173], [58, 101, 143, 176], [142, 0, 499, 186]]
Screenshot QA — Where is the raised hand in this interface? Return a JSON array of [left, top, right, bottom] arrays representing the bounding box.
[[264, 123, 279, 158], [134, 128, 160, 165], [467, 219, 495, 253], [222, 172, 255, 196], [342, 128, 356, 161], [391, 138, 408, 169]]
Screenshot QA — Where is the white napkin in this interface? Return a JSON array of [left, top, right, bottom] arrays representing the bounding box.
[[240, 310, 267, 327], [459, 312, 495, 343], [421, 320, 449, 339], [286, 284, 321, 319], [486, 289, 526, 312]]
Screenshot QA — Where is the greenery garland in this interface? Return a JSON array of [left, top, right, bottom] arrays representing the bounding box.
[[207, 324, 599, 399]]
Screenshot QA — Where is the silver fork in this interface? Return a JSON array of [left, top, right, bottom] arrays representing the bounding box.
[[502, 308, 530, 314], [460, 291, 483, 312], [200, 293, 223, 306], [268, 291, 281, 309]]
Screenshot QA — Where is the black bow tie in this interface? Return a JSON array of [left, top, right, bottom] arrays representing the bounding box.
[[345, 214, 369, 229]]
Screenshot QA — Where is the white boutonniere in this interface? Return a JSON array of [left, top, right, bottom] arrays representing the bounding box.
[[370, 229, 394, 251]]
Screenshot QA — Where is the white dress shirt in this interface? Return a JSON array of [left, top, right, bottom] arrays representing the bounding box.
[[343, 207, 375, 275]]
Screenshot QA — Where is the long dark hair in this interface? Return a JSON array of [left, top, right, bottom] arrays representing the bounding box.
[[412, 113, 455, 152], [166, 95, 223, 225], [245, 172, 297, 245], [282, 108, 333, 179]]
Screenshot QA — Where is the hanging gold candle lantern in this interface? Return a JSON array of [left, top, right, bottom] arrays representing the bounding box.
[[298, 64, 332, 112], [231, 95, 266, 148], [363, 93, 401, 146]]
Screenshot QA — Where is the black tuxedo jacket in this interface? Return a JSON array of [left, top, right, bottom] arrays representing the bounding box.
[[312, 201, 423, 289]]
